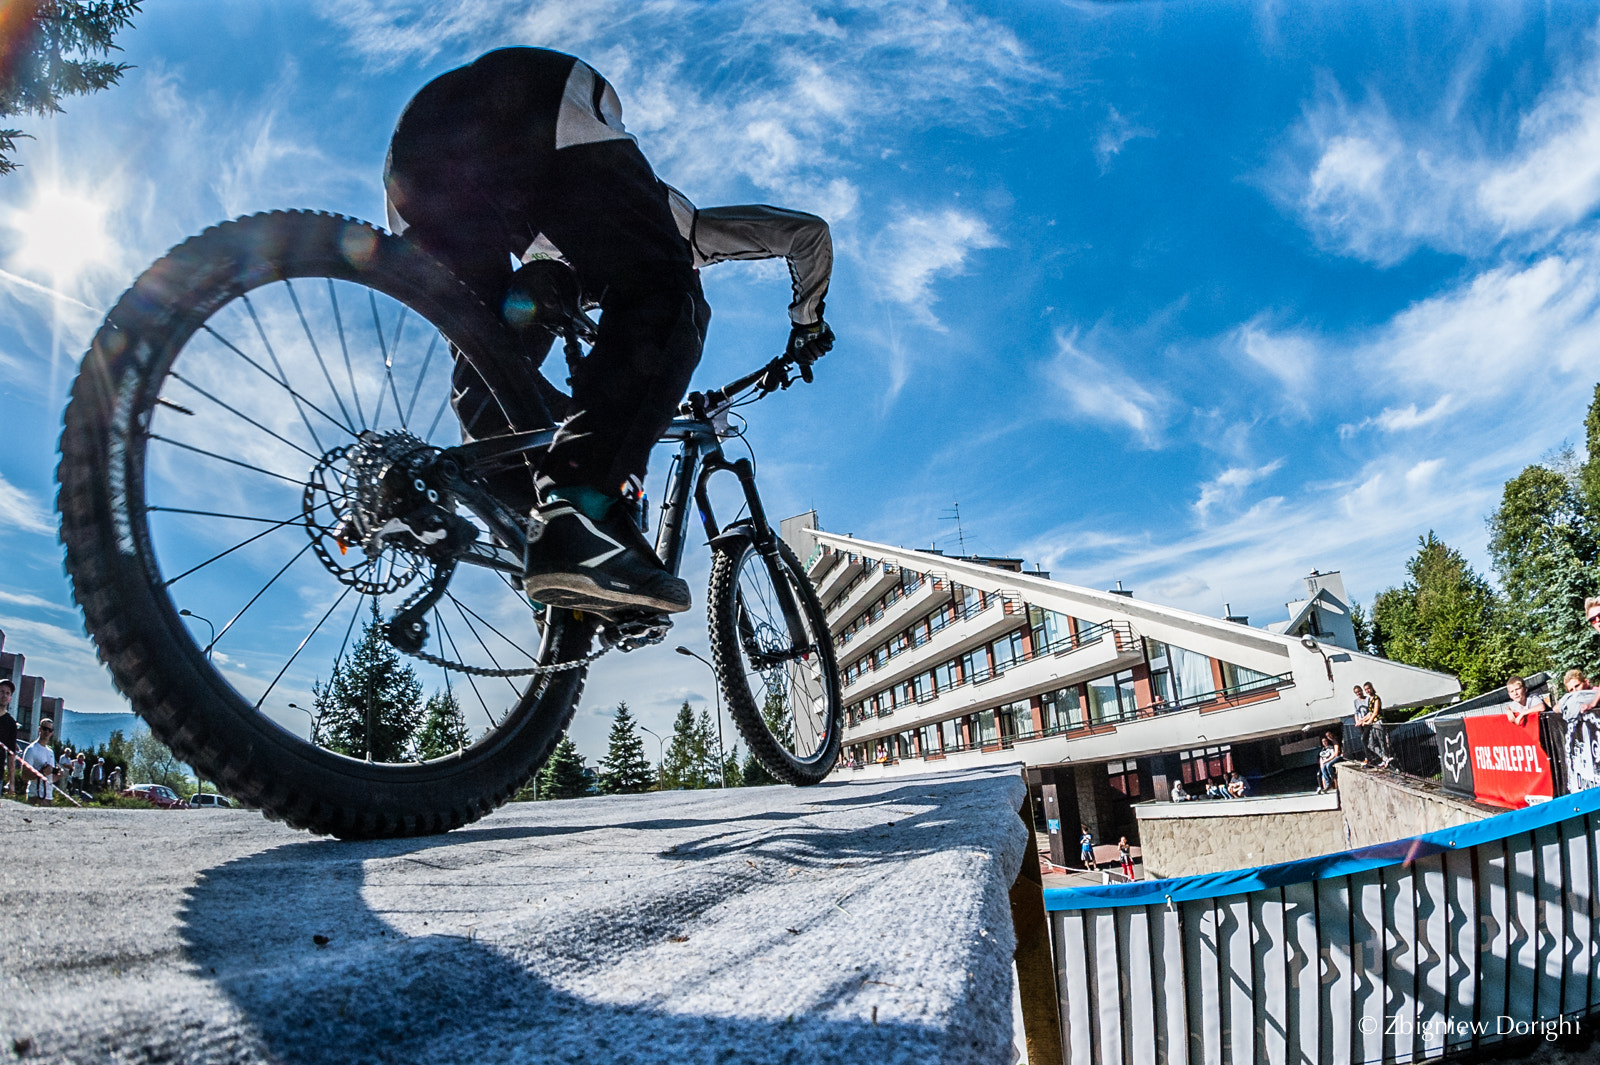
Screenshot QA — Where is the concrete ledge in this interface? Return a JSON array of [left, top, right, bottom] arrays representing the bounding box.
[[1336, 762, 1496, 848], [1135, 791, 1339, 820], [0, 766, 1028, 1065]]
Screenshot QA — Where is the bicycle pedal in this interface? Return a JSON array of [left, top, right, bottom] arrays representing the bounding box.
[[598, 612, 672, 653]]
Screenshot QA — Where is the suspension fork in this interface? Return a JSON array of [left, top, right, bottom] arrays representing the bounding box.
[[694, 447, 812, 650]]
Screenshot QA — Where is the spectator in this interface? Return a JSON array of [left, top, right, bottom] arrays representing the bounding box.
[[1118, 837, 1135, 880], [90, 757, 106, 793], [21, 719, 59, 806], [1171, 780, 1191, 802], [1352, 684, 1368, 720], [1359, 682, 1392, 768], [1561, 670, 1600, 793], [1205, 776, 1229, 799], [1503, 675, 1549, 725], [1317, 731, 1342, 793], [1079, 825, 1097, 870], [0, 678, 16, 797], [1226, 771, 1251, 798]]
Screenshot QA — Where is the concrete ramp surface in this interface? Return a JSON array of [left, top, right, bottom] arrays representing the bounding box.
[[1, 766, 1027, 1064]]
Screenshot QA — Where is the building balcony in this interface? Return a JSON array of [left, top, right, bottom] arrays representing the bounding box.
[[806, 543, 840, 583], [841, 593, 1025, 702], [826, 563, 904, 636], [842, 620, 1143, 744], [814, 552, 866, 606], [834, 576, 954, 668]]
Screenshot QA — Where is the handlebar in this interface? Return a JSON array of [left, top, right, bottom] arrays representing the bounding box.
[[680, 348, 819, 422]]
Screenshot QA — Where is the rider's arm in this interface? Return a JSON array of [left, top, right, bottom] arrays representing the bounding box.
[[664, 187, 832, 325]]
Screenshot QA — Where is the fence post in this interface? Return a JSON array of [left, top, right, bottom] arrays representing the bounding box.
[[1011, 789, 1064, 1063]]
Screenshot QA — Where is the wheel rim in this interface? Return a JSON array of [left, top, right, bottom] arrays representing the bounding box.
[[137, 268, 560, 768], [728, 545, 836, 767]]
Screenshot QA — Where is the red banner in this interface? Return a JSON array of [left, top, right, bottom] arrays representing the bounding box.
[[1462, 714, 1553, 809]]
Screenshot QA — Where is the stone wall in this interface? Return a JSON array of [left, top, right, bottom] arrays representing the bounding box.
[[1135, 768, 1503, 878], [1136, 795, 1345, 878], [1335, 763, 1498, 848]]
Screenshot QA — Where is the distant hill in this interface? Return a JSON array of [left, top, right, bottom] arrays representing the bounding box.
[[57, 710, 143, 752]]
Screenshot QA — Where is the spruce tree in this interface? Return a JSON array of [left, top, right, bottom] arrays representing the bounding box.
[[660, 701, 708, 790], [695, 707, 724, 787], [721, 744, 743, 788], [1, 1, 143, 174], [1532, 535, 1600, 681], [741, 748, 774, 787], [414, 689, 470, 760], [313, 607, 424, 762], [537, 735, 589, 799], [1371, 532, 1516, 698], [1582, 381, 1600, 518], [597, 703, 655, 794]]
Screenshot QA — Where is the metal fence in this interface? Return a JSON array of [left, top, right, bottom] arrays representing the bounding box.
[[1044, 787, 1600, 1064]]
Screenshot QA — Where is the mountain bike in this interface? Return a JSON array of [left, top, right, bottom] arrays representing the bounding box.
[[57, 210, 842, 839]]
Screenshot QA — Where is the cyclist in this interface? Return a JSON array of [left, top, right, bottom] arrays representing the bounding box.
[[384, 47, 834, 616]]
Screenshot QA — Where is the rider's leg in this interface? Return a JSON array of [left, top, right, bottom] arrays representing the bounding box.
[[518, 139, 708, 613]]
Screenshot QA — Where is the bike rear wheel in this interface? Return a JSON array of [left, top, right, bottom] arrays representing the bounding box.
[[58, 210, 591, 838], [707, 534, 842, 784]]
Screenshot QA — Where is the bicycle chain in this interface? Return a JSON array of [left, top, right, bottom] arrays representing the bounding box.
[[402, 635, 613, 678]]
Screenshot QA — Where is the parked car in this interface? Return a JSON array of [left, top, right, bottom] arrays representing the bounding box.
[[120, 784, 191, 809], [187, 792, 236, 810]]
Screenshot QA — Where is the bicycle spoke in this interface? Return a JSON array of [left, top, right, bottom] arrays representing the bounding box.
[[242, 293, 328, 453], [446, 594, 522, 697], [149, 504, 329, 525], [368, 289, 407, 430], [405, 331, 441, 427], [167, 370, 325, 464], [328, 279, 367, 431], [159, 497, 339, 587], [209, 539, 317, 652], [201, 324, 356, 439], [285, 278, 358, 433], [148, 434, 307, 487], [254, 579, 362, 709], [425, 389, 452, 442], [449, 591, 537, 662], [434, 608, 495, 727]]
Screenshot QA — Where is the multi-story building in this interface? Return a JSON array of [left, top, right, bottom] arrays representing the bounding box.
[[781, 514, 1460, 858]]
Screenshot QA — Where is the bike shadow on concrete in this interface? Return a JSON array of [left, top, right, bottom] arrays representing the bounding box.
[[168, 772, 1026, 1065]]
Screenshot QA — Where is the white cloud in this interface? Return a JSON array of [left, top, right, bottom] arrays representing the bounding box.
[[322, 0, 1054, 215], [1283, 26, 1600, 262], [1094, 106, 1155, 172], [870, 208, 1002, 326], [1044, 330, 1168, 445], [0, 590, 71, 612], [0, 472, 52, 535], [1193, 459, 1285, 520], [1338, 395, 1455, 438], [1150, 575, 1209, 599], [1234, 318, 1320, 394]]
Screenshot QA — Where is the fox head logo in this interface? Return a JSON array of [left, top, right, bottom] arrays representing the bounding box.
[[1442, 731, 1468, 783]]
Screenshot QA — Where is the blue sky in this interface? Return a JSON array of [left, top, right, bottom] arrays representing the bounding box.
[[2, 1, 1599, 763]]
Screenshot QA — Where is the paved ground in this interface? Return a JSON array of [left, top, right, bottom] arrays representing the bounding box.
[[1, 766, 1027, 1065]]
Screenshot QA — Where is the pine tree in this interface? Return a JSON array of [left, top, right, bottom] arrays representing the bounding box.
[[313, 606, 424, 762], [660, 701, 708, 790], [1349, 599, 1372, 654], [414, 689, 470, 760], [1532, 534, 1600, 681], [695, 707, 724, 787], [1, 1, 143, 174], [740, 748, 774, 787], [537, 734, 589, 799], [597, 703, 655, 794], [721, 743, 743, 789]]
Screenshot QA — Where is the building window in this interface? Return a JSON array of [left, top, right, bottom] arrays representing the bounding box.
[[961, 647, 987, 682], [1107, 759, 1142, 797], [1040, 686, 1084, 732], [1220, 660, 1279, 694], [929, 605, 952, 634], [919, 723, 941, 754], [1029, 606, 1073, 652], [998, 699, 1028, 740], [976, 709, 999, 746], [1087, 670, 1137, 723], [1179, 745, 1233, 786], [991, 629, 1025, 671], [1169, 644, 1216, 704]]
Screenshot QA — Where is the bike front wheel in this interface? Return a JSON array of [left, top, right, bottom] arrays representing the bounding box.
[[58, 210, 591, 838], [707, 534, 842, 784]]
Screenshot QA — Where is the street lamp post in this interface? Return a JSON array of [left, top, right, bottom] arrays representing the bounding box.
[[676, 646, 726, 788], [179, 609, 216, 659], [286, 702, 318, 742]]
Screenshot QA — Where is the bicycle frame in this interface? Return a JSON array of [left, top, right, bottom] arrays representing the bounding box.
[[432, 385, 811, 643]]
